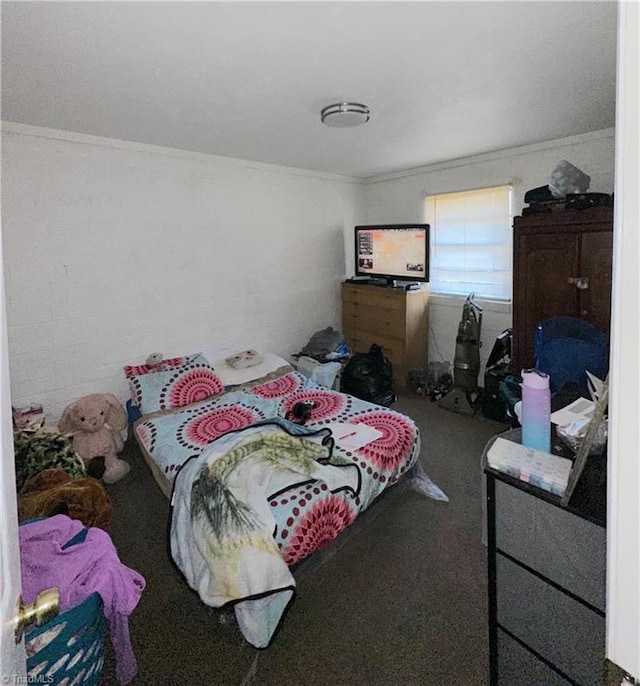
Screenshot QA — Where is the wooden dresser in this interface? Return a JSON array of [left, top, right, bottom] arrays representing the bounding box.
[[341, 282, 429, 389]]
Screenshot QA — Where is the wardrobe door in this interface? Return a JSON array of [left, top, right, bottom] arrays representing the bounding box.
[[580, 230, 613, 338], [513, 232, 580, 372]]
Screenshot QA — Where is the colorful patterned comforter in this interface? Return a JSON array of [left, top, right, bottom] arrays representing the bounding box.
[[133, 370, 428, 645], [134, 371, 421, 565]]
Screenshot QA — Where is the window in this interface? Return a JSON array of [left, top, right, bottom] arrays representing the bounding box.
[[424, 185, 513, 300]]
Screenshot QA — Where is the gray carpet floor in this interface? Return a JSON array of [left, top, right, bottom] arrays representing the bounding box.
[[102, 393, 506, 685]]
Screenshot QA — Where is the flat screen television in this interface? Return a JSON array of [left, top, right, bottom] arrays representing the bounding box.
[[354, 224, 430, 285]]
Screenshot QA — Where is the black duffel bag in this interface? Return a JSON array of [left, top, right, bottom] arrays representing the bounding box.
[[340, 344, 396, 407]]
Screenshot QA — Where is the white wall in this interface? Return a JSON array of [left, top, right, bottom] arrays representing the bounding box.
[[1, 125, 617, 425], [1, 125, 364, 423], [361, 129, 616, 374], [607, 0, 640, 677]]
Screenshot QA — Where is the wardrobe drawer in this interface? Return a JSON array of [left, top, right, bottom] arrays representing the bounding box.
[[496, 556, 605, 686], [494, 479, 606, 611]]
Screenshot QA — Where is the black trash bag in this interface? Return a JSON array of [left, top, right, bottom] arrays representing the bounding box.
[[340, 344, 396, 407]]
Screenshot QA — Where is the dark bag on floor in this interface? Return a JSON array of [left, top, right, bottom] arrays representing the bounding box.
[[340, 344, 396, 407]]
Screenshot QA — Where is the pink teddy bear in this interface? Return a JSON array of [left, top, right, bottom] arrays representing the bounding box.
[[58, 393, 130, 484]]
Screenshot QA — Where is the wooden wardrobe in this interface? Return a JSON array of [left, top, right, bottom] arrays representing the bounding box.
[[511, 207, 613, 376]]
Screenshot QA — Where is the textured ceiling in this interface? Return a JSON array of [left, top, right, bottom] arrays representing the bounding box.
[[1, 1, 618, 178]]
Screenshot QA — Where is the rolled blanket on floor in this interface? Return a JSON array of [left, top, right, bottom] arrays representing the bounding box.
[[18, 468, 113, 531]]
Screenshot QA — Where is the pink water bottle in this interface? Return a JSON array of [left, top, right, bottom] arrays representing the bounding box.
[[521, 369, 551, 453]]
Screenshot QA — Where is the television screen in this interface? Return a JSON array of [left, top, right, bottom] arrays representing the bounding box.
[[354, 224, 430, 283]]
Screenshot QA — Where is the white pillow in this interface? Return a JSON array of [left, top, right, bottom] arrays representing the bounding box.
[[225, 349, 264, 369], [214, 352, 291, 387]]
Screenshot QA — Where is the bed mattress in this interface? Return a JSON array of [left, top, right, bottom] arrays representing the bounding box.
[[133, 370, 420, 566]]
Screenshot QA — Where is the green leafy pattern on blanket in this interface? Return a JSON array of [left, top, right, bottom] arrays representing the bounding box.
[[191, 432, 331, 546], [171, 423, 360, 647]]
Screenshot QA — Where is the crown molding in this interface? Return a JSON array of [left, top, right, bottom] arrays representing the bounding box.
[[1, 121, 364, 185], [365, 128, 616, 185]]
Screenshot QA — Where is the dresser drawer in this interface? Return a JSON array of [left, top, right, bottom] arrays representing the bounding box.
[[342, 284, 406, 311], [494, 479, 606, 611], [343, 302, 406, 338], [497, 629, 570, 686], [496, 556, 605, 686]]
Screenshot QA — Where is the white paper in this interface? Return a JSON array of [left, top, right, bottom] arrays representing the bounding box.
[[325, 422, 383, 450], [550, 397, 595, 426], [586, 371, 604, 401]]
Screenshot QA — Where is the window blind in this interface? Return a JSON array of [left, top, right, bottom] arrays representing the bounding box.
[[425, 185, 513, 300]]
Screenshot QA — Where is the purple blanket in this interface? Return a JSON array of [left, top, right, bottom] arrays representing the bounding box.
[[19, 515, 145, 685]]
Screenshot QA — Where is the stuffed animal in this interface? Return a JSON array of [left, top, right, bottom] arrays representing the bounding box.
[[58, 393, 130, 484], [145, 352, 165, 372]]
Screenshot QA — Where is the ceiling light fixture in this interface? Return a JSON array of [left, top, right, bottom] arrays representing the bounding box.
[[320, 102, 370, 128]]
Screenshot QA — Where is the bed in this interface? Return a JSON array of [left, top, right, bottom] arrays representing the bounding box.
[[125, 351, 445, 647]]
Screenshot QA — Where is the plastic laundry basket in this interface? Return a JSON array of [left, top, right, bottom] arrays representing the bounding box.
[[26, 591, 107, 685]]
